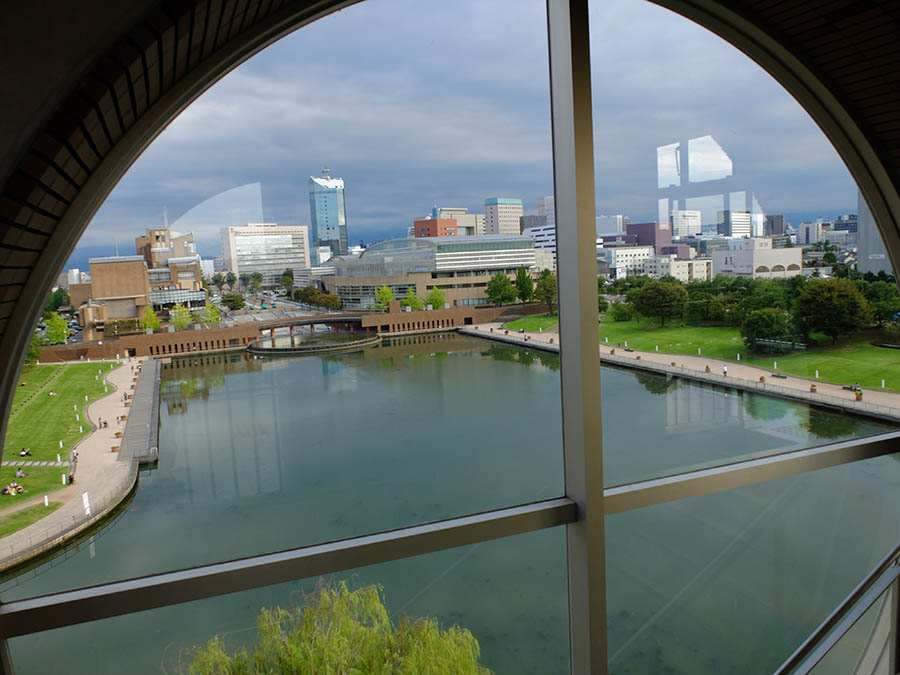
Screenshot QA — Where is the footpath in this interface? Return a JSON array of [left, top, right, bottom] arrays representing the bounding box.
[[0, 358, 144, 571], [465, 323, 900, 421]]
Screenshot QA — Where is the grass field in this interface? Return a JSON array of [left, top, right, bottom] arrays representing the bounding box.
[[0, 467, 71, 509], [504, 314, 900, 392], [0, 502, 62, 538], [499, 313, 560, 333], [3, 362, 116, 462]]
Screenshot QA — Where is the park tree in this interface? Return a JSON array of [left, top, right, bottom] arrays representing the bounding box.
[[793, 278, 872, 344], [44, 287, 70, 314], [250, 272, 264, 293], [632, 280, 688, 327], [374, 285, 394, 311], [211, 273, 226, 294], [281, 268, 294, 293], [25, 335, 43, 364], [317, 293, 342, 310], [535, 271, 558, 314], [45, 312, 69, 344], [858, 280, 900, 326], [401, 287, 425, 311], [188, 582, 489, 674], [221, 293, 246, 311], [139, 305, 161, 333], [823, 251, 837, 265], [515, 267, 534, 303], [225, 271, 237, 290], [598, 292, 609, 314], [740, 308, 795, 353], [239, 272, 251, 291], [487, 272, 516, 306], [608, 300, 634, 322], [426, 287, 445, 310], [199, 303, 221, 327], [170, 303, 193, 330]]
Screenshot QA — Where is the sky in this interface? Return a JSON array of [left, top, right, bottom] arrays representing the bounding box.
[[69, 0, 860, 268]]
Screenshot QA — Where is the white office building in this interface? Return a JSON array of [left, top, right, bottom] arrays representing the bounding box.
[[671, 210, 702, 238], [711, 237, 802, 278], [220, 223, 311, 287], [600, 246, 655, 278], [799, 219, 824, 245], [485, 198, 524, 235], [649, 254, 712, 283], [524, 223, 603, 266], [717, 210, 752, 238]]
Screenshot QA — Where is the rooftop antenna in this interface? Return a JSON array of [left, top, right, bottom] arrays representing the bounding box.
[[322, 166, 330, 177]]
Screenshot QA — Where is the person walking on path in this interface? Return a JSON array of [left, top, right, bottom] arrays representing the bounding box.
[[723, 365, 728, 376]]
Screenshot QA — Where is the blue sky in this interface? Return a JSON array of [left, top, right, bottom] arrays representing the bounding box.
[[70, 0, 859, 267]]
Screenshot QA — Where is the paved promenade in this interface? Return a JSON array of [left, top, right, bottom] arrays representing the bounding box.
[[466, 323, 900, 419], [0, 358, 141, 570]]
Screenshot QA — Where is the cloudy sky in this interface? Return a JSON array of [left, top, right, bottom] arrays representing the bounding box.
[[71, 0, 858, 267]]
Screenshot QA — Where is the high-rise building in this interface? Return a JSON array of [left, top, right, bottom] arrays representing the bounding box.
[[765, 214, 786, 236], [484, 197, 524, 235], [308, 168, 348, 256], [596, 214, 629, 233], [799, 219, 823, 245], [858, 191, 892, 275], [538, 196, 555, 227], [670, 210, 702, 238], [220, 223, 311, 287], [716, 210, 752, 238], [413, 218, 457, 238], [135, 228, 197, 268]]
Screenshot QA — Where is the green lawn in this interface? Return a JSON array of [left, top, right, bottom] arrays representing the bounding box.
[[0, 501, 62, 538], [0, 467, 72, 504], [501, 313, 560, 332], [504, 314, 900, 392], [3, 362, 116, 462]]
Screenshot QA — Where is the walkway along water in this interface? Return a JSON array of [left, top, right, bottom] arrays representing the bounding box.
[[461, 324, 900, 424], [0, 357, 160, 573]]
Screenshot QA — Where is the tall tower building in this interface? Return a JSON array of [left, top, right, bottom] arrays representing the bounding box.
[[670, 210, 701, 238], [858, 190, 892, 275], [538, 196, 555, 227], [308, 168, 348, 256], [485, 197, 524, 235]]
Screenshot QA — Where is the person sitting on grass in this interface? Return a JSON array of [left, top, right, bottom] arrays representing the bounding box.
[[19, 448, 31, 457], [14, 468, 27, 478]]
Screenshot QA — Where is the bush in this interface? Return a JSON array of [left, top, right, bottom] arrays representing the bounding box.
[[221, 294, 246, 311], [608, 300, 634, 322], [187, 583, 490, 674]]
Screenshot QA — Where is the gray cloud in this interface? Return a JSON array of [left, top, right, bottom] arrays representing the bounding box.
[[79, 0, 858, 262]]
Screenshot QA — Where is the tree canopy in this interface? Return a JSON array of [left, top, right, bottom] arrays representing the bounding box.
[[632, 280, 687, 327], [221, 293, 245, 311], [740, 308, 795, 353], [225, 271, 236, 290], [44, 287, 70, 314], [793, 278, 872, 344], [515, 267, 534, 303], [211, 273, 226, 293], [374, 285, 394, 311], [426, 287, 445, 310], [401, 287, 425, 311], [139, 306, 161, 333], [44, 312, 69, 344], [170, 303, 193, 329], [199, 303, 221, 328], [486, 272, 516, 306], [188, 583, 490, 675], [535, 272, 558, 313]]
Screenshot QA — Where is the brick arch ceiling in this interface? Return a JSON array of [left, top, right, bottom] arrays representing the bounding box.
[[2, 0, 900, 448]]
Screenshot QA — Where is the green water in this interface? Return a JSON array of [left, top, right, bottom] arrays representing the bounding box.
[[3, 333, 899, 673]]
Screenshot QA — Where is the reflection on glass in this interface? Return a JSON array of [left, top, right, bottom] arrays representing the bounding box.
[[606, 453, 900, 674], [808, 580, 894, 674], [687, 135, 733, 183], [8, 527, 568, 674]]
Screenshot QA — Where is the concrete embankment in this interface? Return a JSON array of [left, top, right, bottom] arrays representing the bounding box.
[[0, 358, 159, 573], [460, 325, 900, 424]]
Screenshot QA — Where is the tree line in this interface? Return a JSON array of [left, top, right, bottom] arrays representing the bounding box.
[[602, 273, 900, 352]]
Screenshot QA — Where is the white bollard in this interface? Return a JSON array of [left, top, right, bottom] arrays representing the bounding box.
[[75, 414, 79, 421], [815, 370, 819, 379], [79, 425, 83, 433], [85, 394, 88, 401], [656, 345, 659, 351], [62, 474, 67, 486], [74, 404, 77, 411], [737, 353, 740, 361], [57, 453, 60, 463], [698, 348, 701, 355], [624, 341, 628, 348], [882, 379, 886, 389], [44, 495, 49, 507], [605, 337, 608, 343], [774, 361, 777, 369], [82, 492, 91, 516], [59, 440, 62, 449]]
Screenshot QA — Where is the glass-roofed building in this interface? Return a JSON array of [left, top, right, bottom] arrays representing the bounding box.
[[323, 235, 551, 310]]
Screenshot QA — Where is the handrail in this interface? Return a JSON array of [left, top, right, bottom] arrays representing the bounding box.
[[775, 539, 900, 674]]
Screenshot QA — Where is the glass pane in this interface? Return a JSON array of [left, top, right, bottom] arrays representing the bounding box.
[[583, 0, 900, 486], [7, 526, 568, 674], [807, 577, 895, 675], [606, 453, 900, 674], [2, 0, 561, 590]]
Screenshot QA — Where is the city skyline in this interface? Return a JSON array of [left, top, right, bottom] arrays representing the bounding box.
[[71, 0, 859, 269]]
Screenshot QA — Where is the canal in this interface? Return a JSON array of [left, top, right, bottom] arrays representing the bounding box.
[[3, 333, 899, 673]]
